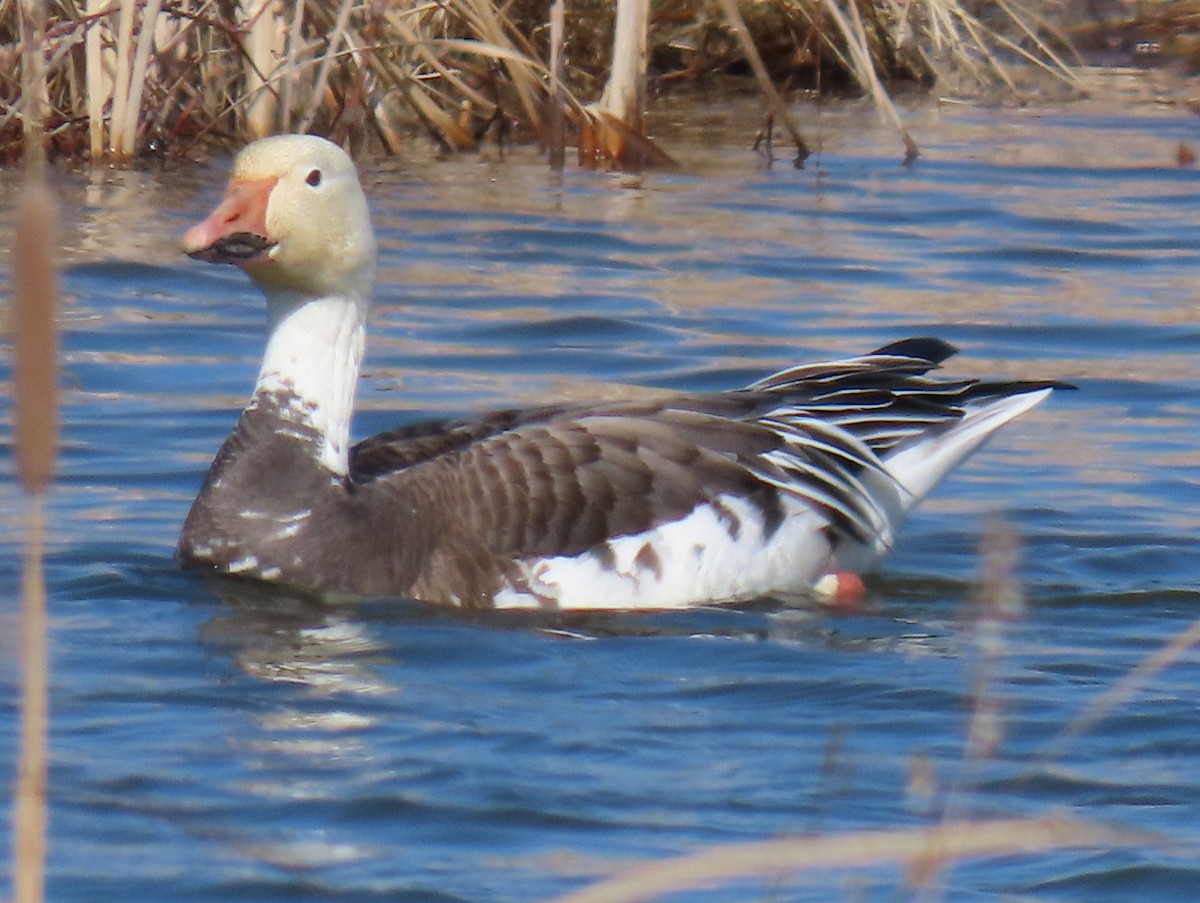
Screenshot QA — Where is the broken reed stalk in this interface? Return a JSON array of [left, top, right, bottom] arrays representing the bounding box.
[[914, 516, 1025, 903], [820, 0, 920, 162], [599, 0, 650, 134], [580, 0, 670, 170], [717, 0, 811, 166], [12, 177, 60, 903]]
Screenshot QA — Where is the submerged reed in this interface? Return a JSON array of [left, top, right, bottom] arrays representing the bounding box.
[[1, 0, 1083, 165]]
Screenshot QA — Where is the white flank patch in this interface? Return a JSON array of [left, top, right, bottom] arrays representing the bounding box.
[[226, 554, 261, 574], [255, 293, 366, 475], [237, 507, 312, 541], [271, 521, 307, 541], [493, 494, 841, 611]]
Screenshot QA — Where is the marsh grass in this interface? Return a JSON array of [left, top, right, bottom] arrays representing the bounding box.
[[1, 0, 1084, 165]]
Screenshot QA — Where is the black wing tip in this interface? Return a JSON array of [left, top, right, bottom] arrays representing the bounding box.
[[869, 336, 959, 365], [994, 378, 1077, 393], [868, 338, 1077, 393]]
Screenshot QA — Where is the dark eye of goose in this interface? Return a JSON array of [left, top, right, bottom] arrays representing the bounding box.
[[306, 168, 322, 187]]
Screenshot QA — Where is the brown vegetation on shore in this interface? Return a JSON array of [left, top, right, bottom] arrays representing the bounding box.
[[0, 0, 1092, 167]]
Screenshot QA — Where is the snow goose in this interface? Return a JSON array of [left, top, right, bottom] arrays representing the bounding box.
[[178, 134, 1067, 610]]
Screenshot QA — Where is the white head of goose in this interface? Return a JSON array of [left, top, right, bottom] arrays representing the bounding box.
[[178, 134, 1068, 610]]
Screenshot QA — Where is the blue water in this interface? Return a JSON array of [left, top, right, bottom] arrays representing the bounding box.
[[2, 91, 1200, 901]]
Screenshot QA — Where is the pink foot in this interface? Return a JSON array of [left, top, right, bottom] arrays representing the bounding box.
[[813, 570, 867, 610]]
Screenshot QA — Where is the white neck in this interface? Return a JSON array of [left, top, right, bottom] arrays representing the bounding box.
[[252, 291, 366, 476]]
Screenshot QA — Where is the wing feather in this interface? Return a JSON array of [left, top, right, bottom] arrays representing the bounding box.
[[346, 338, 1068, 589]]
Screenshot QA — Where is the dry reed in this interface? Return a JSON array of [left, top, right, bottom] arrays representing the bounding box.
[[1, 0, 1082, 165], [542, 816, 1149, 903], [597, 0, 650, 134], [1038, 615, 1200, 768], [717, 0, 810, 165], [823, 0, 920, 161]]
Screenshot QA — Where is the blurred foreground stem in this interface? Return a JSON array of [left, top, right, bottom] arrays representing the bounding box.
[[14, 500, 48, 903], [12, 177, 60, 903]]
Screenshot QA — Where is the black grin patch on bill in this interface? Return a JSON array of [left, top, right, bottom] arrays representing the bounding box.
[[189, 232, 274, 264]]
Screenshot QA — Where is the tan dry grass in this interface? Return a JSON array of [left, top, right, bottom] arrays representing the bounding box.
[[0, 0, 1082, 165]]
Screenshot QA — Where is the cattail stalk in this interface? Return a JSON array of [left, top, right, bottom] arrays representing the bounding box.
[[598, 0, 649, 134], [12, 178, 59, 903]]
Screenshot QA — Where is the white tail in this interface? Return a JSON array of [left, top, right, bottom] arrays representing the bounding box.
[[884, 388, 1054, 513], [842, 388, 1054, 564]]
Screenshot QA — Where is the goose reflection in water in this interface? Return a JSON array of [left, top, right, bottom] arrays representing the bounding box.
[[199, 581, 399, 699]]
